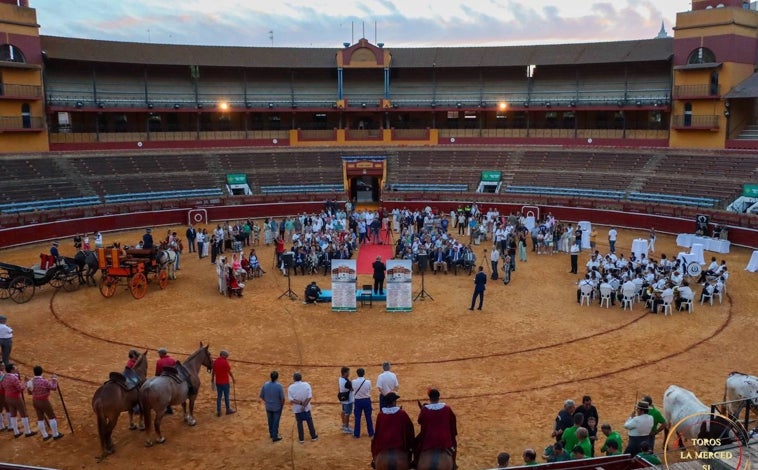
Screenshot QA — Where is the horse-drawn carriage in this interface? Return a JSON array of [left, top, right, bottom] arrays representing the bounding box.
[[97, 247, 169, 299], [0, 258, 79, 303]]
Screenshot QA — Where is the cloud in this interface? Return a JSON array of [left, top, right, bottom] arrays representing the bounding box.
[[35, 0, 678, 47]]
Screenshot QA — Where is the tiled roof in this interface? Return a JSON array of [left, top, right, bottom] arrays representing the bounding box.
[[41, 36, 673, 69]]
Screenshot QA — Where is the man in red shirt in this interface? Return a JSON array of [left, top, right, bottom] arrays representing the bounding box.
[[155, 348, 177, 414], [211, 350, 236, 417], [29, 365, 64, 441], [415, 388, 458, 468], [370, 392, 415, 469]]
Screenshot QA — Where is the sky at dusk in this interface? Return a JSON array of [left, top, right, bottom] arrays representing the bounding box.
[[33, 0, 693, 48]]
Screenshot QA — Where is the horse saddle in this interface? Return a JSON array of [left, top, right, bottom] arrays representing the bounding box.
[[160, 366, 183, 384], [161, 363, 196, 395], [108, 368, 141, 391]]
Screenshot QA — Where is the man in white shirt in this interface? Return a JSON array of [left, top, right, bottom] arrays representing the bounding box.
[[376, 361, 399, 409], [608, 227, 618, 254], [489, 246, 500, 280], [352, 367, 374, 438], [624, 400, 654, 456], [0, 314, 12, 367], [288, 372, 318, 443]]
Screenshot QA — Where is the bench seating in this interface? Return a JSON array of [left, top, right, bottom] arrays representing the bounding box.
[[505, 185, 626, 200], [104, 188, 223, 204], [627, 191, 719, 207], [0, 195, 102, 214], [390, 183, 469, 192], [259, 184, 344, 195]]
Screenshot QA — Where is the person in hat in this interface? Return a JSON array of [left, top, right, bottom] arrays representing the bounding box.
[[371, 391, 415, 468], [414, 388, 458, 468], [211, 350, 236, 417], [372, 256, 386, 295], [50, 241, 61, 261], [142, 228, 154, 250], [623, 400, 654, 456], [155, 348, 177, 414], [304, 281, 321, 304]]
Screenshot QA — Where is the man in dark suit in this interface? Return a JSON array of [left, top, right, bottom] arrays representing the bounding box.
[[185, 225, 197, 253], [372, 256, 386, 295], [470, 266, 487, 311]]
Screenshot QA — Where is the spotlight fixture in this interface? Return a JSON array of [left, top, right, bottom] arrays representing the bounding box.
[[98, 102, 104, 109], [635, 100, 642, 106], [174, 103, 181, 109], [343, 42, 350, 48], [456, 102, 462, 109], [196, 104, 203, 109], [545, 101, 551, 108], [569, 101, 576, 107], [268, 102, 274, 109], [431, 102, 436, 108], [147, 103, 154, 109], [245, 103, 252, 109], [617, 100, 624, 107], [361, 102, 367, 108], [75, 101, 83, 108]]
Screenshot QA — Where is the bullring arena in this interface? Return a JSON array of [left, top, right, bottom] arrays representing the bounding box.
[[0, 216, 756, 469], [2, 0, 758, 468]]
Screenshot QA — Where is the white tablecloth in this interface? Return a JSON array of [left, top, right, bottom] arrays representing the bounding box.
[[578, 221, 591, 250], [632, 238, 649, 261], [678, 252, 699, 267], [676, 234, 730, 253], [747, 251, 758, 272], [690, 243, 705, 264]]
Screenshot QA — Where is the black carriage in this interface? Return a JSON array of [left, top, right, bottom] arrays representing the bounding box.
[[0, 260, 80, 304]]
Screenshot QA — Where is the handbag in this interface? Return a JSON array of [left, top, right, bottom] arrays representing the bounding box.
[[338, 379, 365, 402]]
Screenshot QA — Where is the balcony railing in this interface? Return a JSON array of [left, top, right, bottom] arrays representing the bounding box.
[[0, 83, 42, 99], [671, 114, 719, 129], [0, 115, 45, 130], [673, 84, 720, 98]]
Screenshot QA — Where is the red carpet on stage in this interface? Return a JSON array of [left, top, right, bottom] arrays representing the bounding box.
[[356, 243, 394, 274]]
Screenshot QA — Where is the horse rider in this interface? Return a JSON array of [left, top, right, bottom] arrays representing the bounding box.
[[371, 392, 415, 469], [414, 388, 458, 469], [155, 348, 177, 414]]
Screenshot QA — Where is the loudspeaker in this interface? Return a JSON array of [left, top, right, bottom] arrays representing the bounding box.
[[417, 253, 428, 272], [282, 252, 294, 269], [695, 214, 709, 235]]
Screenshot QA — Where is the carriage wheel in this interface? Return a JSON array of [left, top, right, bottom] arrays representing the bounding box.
[[49, 273, 64, 289], [158, 269, 168, 289], [99, 275, 118, 298], [62, 274, 80, 292], [129, 272, 148, 299], [9, 276, 35, 304], [0, 286, 10, 300]]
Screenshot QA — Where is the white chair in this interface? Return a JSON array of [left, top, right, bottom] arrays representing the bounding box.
[[621, 289, 635, 310], [599, 286, 612, 308], [678, 296, 694, 314], [701, 289, 714, 306], [579, 283, 594, 306], [714, 290, 723, 305], [660, 294, 674, 316]]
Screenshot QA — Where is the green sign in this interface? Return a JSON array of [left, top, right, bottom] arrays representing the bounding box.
[[481, 171, 502, 182], [744, 184, 758, 197], [226, 173, 248, 184]]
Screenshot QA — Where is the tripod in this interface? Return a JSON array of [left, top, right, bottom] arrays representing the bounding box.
[[278, 267, 298, 300], [413, 268, 434, 301]]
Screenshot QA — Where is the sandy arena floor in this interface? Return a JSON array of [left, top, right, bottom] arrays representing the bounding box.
[[0, 223, 755, 470]]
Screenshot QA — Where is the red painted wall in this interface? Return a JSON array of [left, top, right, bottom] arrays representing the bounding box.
[[1, 200, 756, 250]]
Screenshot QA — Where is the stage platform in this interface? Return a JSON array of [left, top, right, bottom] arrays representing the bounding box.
[[316, 290, 386, 303]]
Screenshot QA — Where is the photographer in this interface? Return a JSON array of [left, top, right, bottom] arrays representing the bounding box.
[[304, 281, 321, 304]]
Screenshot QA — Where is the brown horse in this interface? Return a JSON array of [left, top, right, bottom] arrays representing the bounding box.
[[375, 449, 411, 470], [140, 343, 213, 446], [91, 350, 148, 461], [416, 448, 455, 470]]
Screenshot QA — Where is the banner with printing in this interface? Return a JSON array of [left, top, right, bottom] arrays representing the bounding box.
[[386, 259, 412, 312], [330, 259, 357, 312]]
